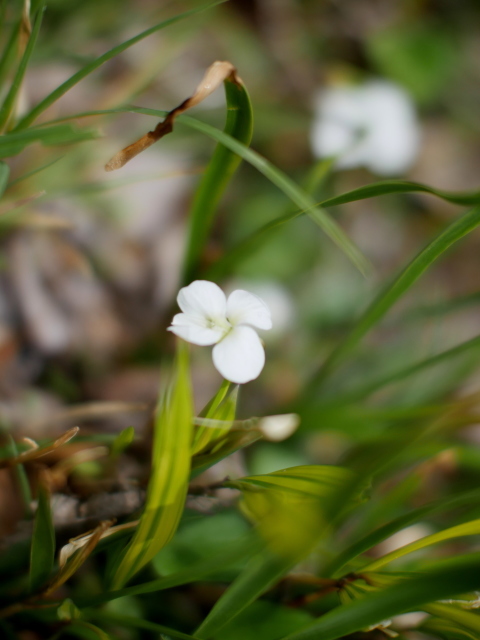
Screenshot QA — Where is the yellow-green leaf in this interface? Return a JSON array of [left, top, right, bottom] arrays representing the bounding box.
[[361, 518, 480, 572], [110, 342, 193, 588], [192, 381, 238, 455]]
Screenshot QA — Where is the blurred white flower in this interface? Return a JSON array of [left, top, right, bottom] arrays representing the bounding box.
[[168, 280, 272, 384], [259, 414, 300, 441], [311, 80, 420, 176]]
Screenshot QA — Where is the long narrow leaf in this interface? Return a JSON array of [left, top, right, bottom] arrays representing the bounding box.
[[205, 181, 480, 279], [0, 124, 98, 159], [0, 20, 20, 93], [179, 113, 369, 274], [195, 550, 295, 639], [75, 533, 263, 608], [422, 616, 479, 639], [330, 333, 480, 406], [6, 155, 63, 188], [192, 381, 238, 455], [61, 621, 112, 640], [110, 342, 193, 588], [191, 428, 261, 478], [326, 487, 480, 578], [195, 466, 363, 638], [33, 107, 369, 274], [90, 612, 200, 640], [0, 162, 10, 198], [182, 76, 253, 282], [3, 434, 32, 516], [205, 158, 335, 280], [320, 179, 480, 208], [309, 204, 480, 388], [13, 2, 225, 131], [0, 2, 44, 132], [281, 554, 480, 640], [423, 603, 480, 635], [361, 518, 480, 572]]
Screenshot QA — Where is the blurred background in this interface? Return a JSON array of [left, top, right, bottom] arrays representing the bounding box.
[[2, 0, 480, 583]]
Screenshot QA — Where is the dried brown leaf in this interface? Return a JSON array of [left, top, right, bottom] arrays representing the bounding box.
[[58, 520, 138, 568], [105, 61, 243, 171], [44, 519, 114, 596], [0, 427, 80, 469]]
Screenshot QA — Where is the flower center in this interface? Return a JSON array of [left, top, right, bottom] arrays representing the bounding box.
[[206, 316, 232, 338]]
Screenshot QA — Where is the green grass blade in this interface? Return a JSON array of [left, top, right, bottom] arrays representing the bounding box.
[[89, 612, 200, 640], [110, 426, 135, 458], [29, 476, 55, 592], [330, 333, 480, 406], [423, 603, 480, 635], [361, 518, 480, 572], [195, 550, 295, 639], [13, 2, 225, 131], [281, 554, 480, 640], [195, 466, 363, 638], [319, 179, 480, 208], [328, 506, 433, 579], [178, 113, 370, 275], [309, 204, 480, 388], [110, 342, 193, 588], [0, 2, 44, 132], [192, 381, 238, 455], [75, 533, 263, 608], [39, 107, 368, 274], [6, 155, 63, 188], [399, 290, 480, 324], [182, 77, 253, 283], [0, 162, 10, 198], [0, 124, 98, 158], [190, 428, 262, 478], [60, 621, 112, 640], [326, 487, 480, 578], [206, 178, 480, 279], [4, 434, 32, 517], [0, 20, 20, 93], [205, 158, 334, 280], [421, 617, 478, 640]]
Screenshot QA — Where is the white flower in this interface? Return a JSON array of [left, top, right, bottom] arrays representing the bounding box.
[[310, 80, 420, 176], [168, 280, 272, 384]]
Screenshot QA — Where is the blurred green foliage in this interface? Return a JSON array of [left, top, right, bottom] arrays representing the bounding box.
[[1, 0, 480, 639]]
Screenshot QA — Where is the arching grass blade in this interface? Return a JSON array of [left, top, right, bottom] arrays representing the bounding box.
[[281, 554, 480, 640], [109, 342, 193, 588], [308, 205, 480, 389], [13, 2, 226, 131], [182, 77, 253, 283], [0, 2, 44, 132]]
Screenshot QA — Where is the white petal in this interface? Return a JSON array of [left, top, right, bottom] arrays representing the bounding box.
[[212, 326, 265, 384], [226, 290, 272, 330], [168, 313, 223, 345], [177, 280, 227, 324]]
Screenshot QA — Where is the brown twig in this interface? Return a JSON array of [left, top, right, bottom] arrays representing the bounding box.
[[0, 427, 80, 469], [105, 61, 243, 171]]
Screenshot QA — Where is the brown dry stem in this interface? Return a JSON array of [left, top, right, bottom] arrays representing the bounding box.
[[105, 61, 243, 171], [0, 427, 80, 469]]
